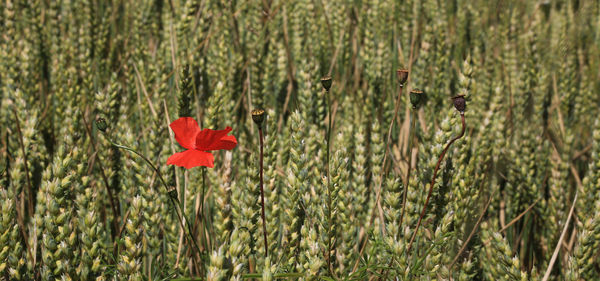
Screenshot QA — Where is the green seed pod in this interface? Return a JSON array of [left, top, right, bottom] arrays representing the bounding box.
[[95, 117, 108, 132], [410, 89, 424, 109], [321, 76, 332, 92]]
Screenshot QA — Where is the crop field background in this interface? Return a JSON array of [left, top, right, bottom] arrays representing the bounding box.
[[1, 0, 600, 280]]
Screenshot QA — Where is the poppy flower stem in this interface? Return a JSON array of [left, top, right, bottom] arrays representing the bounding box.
[[407, 112, 465, 253], [258, 127, 269, 257], [199, 167, 208, 270], [104, 139, 204, 265], [325, 86, 335, 275], [398, 109, 417, 232], [373, 83, 405, 237]]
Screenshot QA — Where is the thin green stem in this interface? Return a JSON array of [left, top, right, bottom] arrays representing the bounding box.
[[199, 167, 207, 274], [107, 140, 204, 266]]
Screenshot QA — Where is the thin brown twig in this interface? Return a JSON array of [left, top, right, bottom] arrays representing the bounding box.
[[12, 110, 34, 216], [399, 110, 417, 231], [373, 84, 405, 236], [113, 210, 131, 249], [499, 198, 541, 234], [377, 111, 418, 281], [407, 113, 466, 252], [448, 190, 496, 271], [480, 197, 542, 248], [258, 128, 269, 256], [81, 114, 119, 240], [571, 143, 592, 161], [542, 191, 578, 281]]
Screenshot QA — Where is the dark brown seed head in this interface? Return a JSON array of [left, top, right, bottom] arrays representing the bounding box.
[[252, 108, 266, 125], [95, 117, 108, 132], [410, 88, 424, 109], [452, 95, 466, 113], [321, 76, 332, 92], [397, 69, 409, 85]]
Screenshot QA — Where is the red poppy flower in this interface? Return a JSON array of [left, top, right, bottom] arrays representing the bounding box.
[[166, 117, 237, 169]]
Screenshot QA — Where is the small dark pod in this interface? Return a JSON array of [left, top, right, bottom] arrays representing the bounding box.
[[410, 89, 424, 109], [321, 76, 332, 92], [397, 69, 409, 85], [251, 108, 266, 126], [452, 95, 466, 113]]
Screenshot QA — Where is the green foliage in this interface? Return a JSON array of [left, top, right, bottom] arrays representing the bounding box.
[[1, 0, 600, 280]]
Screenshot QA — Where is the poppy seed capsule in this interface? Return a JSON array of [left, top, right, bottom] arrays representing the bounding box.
[[410, 89, 424, 109], [452, 95, 466, 113], [95, 117, 108, 132], [397, 69, 409, 85], [321, 76, 332, 92], [251, 109, 266, 125]]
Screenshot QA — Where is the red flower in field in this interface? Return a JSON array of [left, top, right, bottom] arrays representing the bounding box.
[[166, 117, 237, 169]]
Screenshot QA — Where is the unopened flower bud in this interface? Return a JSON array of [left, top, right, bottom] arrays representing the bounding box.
[[321, 76, 332, 92], [251, 109, 265, 126], [397, 69, 409, 85], [452, 95, 466, 113], [410, 89, 424, 109], [95, 118, 108, 132]]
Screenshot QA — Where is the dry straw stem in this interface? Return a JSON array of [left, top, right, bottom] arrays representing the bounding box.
[[374, 78, 407, 236], [449, 189, 496, 271], [542, 191, 578, 281]]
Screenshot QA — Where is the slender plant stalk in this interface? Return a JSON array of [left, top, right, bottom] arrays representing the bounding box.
[[11, 110, 35, 265], [105, 138, 204, 266], [374, 83, 405, 235], [542, 191, 578, 281], [355, 81, 406, 276], [399, 109, 417, 232], [407, 113, 466, 252], [258, 127, 269, 256], [325, 86, 334, 274], [83, 115, 119, 241], [12, 110, 33, 215], [199, 167, 208, 274], [448, 189, 495, 272], [378, 109, 417, 281]]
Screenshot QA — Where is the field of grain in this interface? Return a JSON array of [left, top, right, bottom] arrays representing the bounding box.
[[1, 0, 600, 280]]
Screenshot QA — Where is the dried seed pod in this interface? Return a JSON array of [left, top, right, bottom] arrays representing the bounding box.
[[252, 108, 266, 126], [452, 95, 466, 113], [397, 69, 409, 85], [321, 76, 332, 92]]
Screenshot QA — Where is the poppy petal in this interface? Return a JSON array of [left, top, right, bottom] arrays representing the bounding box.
[[195, 126, 237, 151], [170, 117, 201, 150], [166, 150, 214, 169], [210, 135, 237, 150]]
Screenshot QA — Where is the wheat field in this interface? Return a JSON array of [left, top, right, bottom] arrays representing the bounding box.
[[1, 0, 600, 280]]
